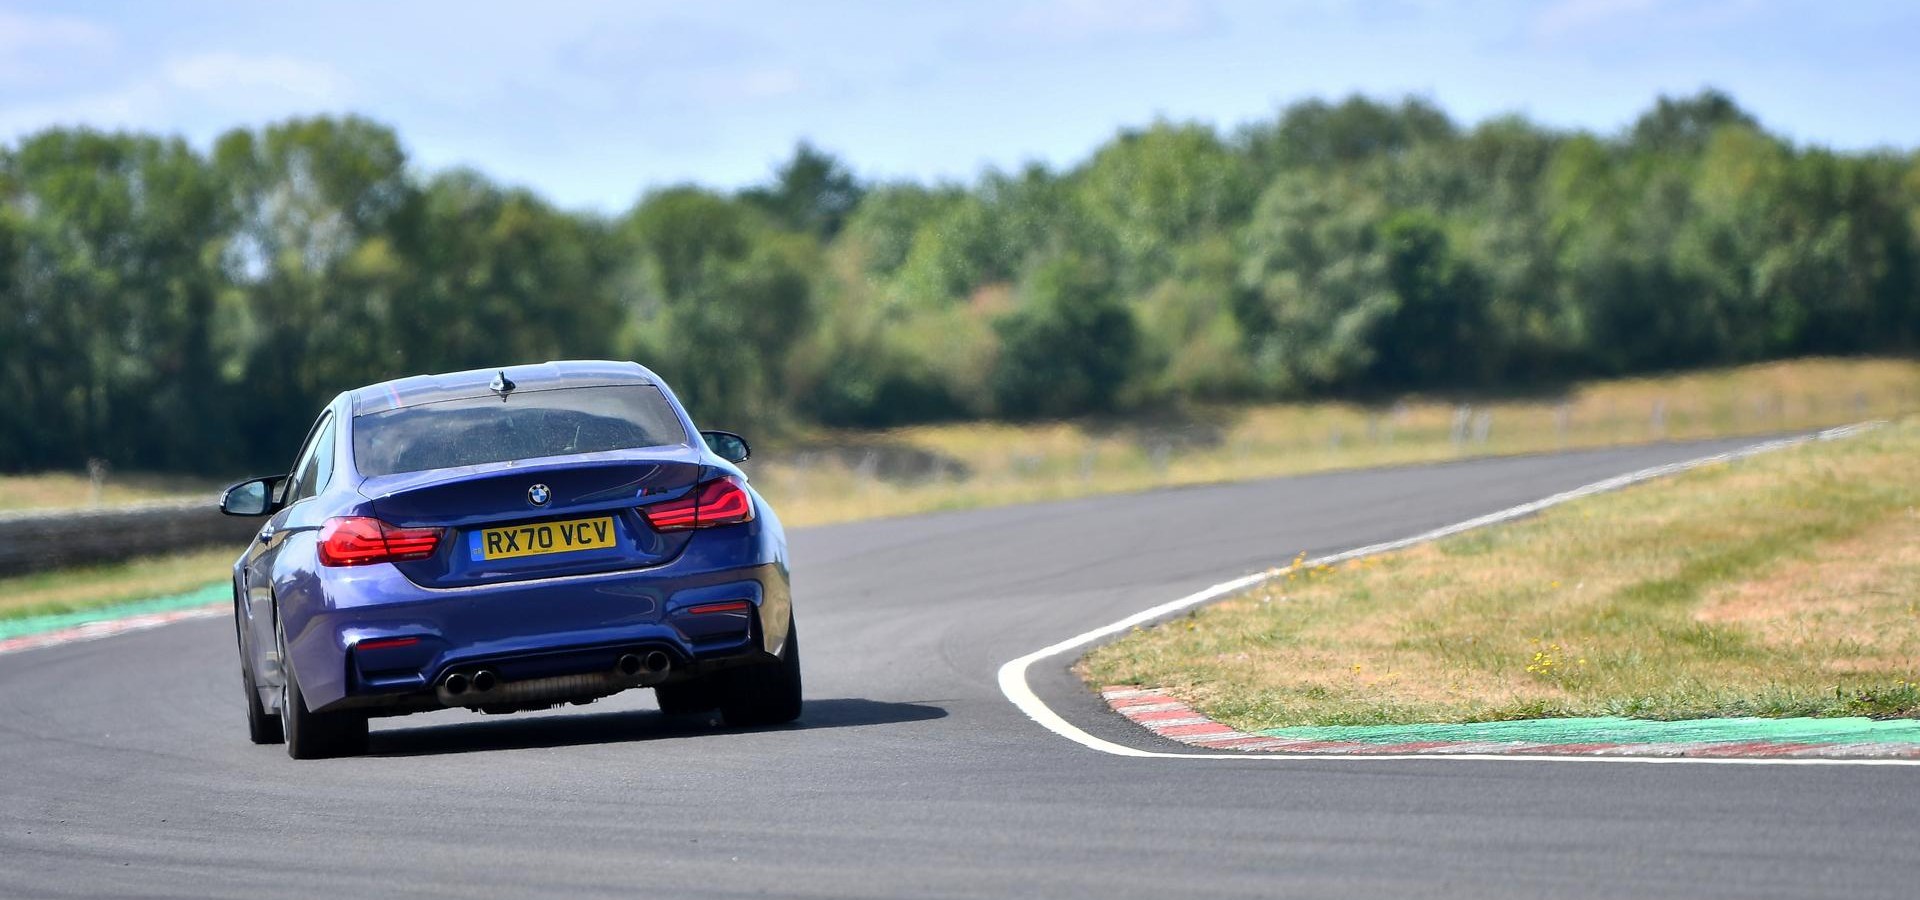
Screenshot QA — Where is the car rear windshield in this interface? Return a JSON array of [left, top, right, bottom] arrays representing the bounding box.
[[352, 384, 690, 477]]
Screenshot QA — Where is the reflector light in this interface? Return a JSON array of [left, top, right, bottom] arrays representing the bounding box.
[[642, 476, 755, 532], [687, 600, 752, 615], [319, 517, 444, 567], [356, 636, 421, 651]]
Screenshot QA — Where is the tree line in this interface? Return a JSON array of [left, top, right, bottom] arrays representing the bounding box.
[[1, 90, 1916, 474]]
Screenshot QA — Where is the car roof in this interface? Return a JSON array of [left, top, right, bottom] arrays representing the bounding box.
[[347, 360, 664, 415]]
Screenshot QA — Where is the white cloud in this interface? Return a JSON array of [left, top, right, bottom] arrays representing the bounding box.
[[0, 52, 351, 141], [1528, 0, 1772, 44], [1007, 0, 1221, 42], [162, 53, 350, 105], [710, 67, 805, 102], [1531, 0, 1662, 39], [0, 10, 116, 84], [0, 10, 114, 54]]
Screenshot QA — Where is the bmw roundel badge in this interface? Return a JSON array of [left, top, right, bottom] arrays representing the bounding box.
[[527, 483, 552, 507]]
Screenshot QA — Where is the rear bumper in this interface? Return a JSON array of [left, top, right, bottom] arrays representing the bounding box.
[[284, 555, 792, 713]]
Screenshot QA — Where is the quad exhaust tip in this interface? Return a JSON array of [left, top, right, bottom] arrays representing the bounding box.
[[616, 651, 672, 679], [439, 669, 498, 696], [616, 650, 671, 676], [438, 652, 671, 707]]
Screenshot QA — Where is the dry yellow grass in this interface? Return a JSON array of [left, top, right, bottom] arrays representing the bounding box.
[[0, 548, 236, 619], [0, 471, 221, 512], [754, 357, 1920, 527], [1081, 418, 1920, 727], [1694, 513, 1920, 659]]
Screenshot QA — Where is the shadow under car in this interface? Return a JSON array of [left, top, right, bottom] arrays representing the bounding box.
[[362, 697, 949, 757]]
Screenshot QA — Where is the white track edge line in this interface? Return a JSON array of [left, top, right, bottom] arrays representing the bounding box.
[[996, 422, 1920, 766]]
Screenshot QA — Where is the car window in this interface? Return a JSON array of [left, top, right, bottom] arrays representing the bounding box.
[[286, 413, 336, 503], [308, 416, 338, 495], [353, 384, 689, 477]]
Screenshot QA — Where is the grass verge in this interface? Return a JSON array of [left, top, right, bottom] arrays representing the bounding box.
[[0, 471, 221, 512], [0, 549, 234, 622], [1080, 419, 1920, 728], [754, 357, 1920, 527]]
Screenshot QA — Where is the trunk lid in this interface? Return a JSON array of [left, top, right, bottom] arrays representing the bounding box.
[[358, 448, 707, 588]]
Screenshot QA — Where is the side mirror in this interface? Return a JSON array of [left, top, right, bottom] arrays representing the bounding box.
[[220, 476, 285, 517], [700, 430, 751, 464]]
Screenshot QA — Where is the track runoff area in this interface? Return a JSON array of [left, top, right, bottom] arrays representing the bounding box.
[[998, 422, 1920, 766]]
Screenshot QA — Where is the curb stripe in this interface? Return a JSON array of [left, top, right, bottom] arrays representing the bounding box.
[[1096, 687, 1920, 760], [0, 602, 226, 656]]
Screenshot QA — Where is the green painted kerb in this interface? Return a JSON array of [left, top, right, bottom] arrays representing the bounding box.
[[1260, 715, 1920, 746], [0, 582, 227, 642]]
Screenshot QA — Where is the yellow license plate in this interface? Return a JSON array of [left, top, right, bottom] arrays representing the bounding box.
[[472, 516, 617, 561]]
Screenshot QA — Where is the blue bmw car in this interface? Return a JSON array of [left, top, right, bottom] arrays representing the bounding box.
[[220, 361, 798, 759]]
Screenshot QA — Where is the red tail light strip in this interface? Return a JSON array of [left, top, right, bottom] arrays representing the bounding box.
[[319, 517, 445, 567], [642, 476, 755, 532]]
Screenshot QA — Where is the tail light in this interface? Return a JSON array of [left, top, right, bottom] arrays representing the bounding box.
[[319, 517, 444, 567], [643, 475, 755, 532]]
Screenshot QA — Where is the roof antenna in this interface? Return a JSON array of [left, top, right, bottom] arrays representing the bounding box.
[[489, 370, 516, 399]]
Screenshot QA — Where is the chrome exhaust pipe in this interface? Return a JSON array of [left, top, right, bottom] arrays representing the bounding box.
[[438, 653, 675, 708], [614, 650, 671, 685]]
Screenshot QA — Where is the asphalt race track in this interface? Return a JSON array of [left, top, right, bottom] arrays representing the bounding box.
[[4, 437, 1916, 899]]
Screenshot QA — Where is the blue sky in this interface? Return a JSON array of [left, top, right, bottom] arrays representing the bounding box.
[[2, 1, 1915, 211]]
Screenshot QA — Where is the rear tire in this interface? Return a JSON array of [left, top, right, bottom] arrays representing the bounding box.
[[236, 595, 282, 745], [243, 654, 284, 745], [719, 617, 802, 728], [278, 620, 368, 760]]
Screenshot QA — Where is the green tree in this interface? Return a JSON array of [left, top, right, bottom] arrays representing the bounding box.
[[0, 130, 227, 470], [620, 187, 813, 425], [212, 116, 419, 462], [991, 255, 1138, 418], [1236, 171, 1394, 392], [1137, 235, 1253, 400], [891, 164, 1071, 308], [841, 183, 965, 278], [401, 170, 622, 375], [1630, 89, 1758, 155], [1073, 121, 1254, 291], [5, 91, 1920, 476], [1240, 95, 1456, 177], [1369, 211, 1493, 386], [741, 141, 865, 239]]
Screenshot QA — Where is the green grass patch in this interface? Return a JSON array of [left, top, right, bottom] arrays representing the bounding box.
[[0, 549, 233, 621], [1081, 419, 1920, 728]]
